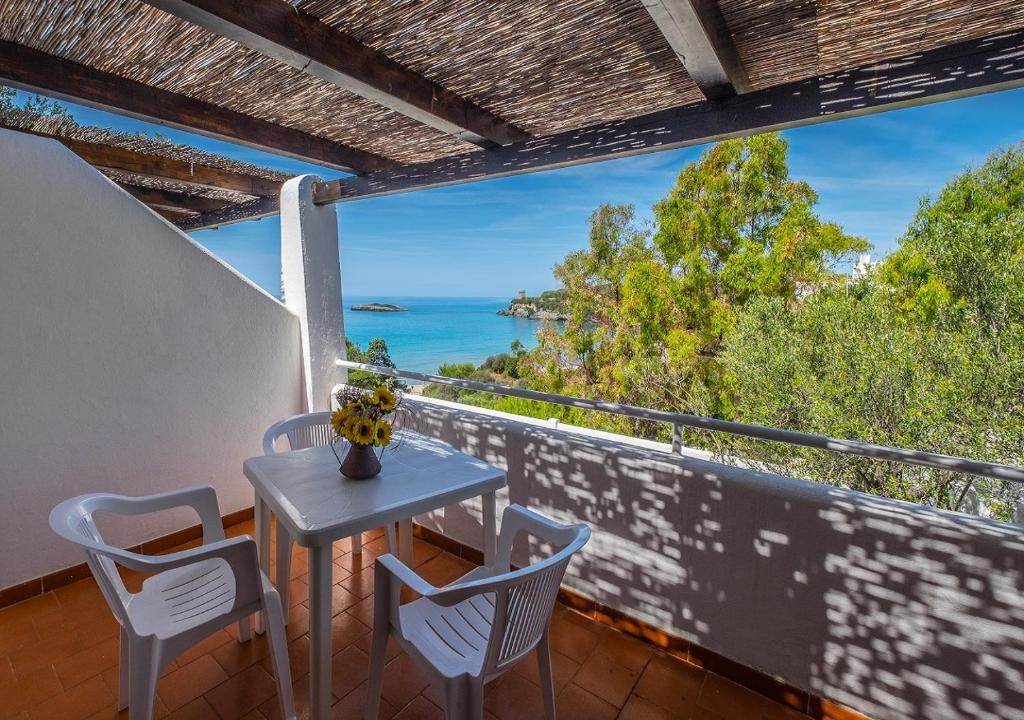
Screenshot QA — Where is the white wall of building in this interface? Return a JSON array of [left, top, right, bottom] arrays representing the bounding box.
[[0, 129, 303, 588]]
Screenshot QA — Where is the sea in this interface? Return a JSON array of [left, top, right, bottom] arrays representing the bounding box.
[[342, 296, 544, 374]]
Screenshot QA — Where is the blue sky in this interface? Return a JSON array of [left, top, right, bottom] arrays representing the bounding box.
[[20, 86, 1024, 297]]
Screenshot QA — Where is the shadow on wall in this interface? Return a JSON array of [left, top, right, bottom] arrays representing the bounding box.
[[402, 397, 1024, 720]]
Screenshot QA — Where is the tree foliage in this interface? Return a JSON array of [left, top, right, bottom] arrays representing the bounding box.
[[523, 133, 867, 435], [722, 146, 1024, 518]]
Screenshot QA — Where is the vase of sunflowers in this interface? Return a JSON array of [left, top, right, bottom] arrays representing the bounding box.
[[330, 385, 400, 480]]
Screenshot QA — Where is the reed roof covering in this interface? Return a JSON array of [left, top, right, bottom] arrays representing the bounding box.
[[0, 108, 288, 218], [0, 0, 1022, 227]]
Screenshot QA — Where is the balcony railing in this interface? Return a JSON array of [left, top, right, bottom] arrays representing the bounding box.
[[337, 359, 1024, 487]]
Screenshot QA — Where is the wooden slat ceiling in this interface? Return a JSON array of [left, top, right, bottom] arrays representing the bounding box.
[[0, 0, 1021, 230]]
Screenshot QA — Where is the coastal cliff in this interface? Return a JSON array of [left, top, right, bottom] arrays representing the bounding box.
[[497, 290, 568, 321]]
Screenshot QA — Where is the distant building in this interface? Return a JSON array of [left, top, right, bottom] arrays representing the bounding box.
[[852, 253, 878, 279], [516, 290, 527, 300]]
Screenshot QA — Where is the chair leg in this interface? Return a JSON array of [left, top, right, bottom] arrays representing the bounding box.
[[237, 614, 252, 642], [350, 532, 362, 556], [276, 521, 293, 616], [364, 626, 387, 720], [537, 630, 557, 720], [263, 589, 296, 720], [117, 627, 129, 711], [127, 637, 159, 720], [443, 678, 483, 720]]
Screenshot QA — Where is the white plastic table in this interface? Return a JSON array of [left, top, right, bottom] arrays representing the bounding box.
[[242, 431, 506, 720]]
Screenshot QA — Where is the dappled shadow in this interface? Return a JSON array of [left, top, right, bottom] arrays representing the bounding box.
[[403, 397, 1024, 720]]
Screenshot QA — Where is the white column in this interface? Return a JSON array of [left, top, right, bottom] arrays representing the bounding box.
[[280, 175, 347, 412]]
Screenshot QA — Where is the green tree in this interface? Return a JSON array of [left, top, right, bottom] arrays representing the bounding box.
[[722, 145, 1024, 520], [344, 338, 405, 390], [525, 133, 866, 435]]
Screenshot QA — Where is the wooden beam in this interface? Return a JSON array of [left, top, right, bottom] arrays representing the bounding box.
[[118, 183, 234, 213], [0, 123, 284, 195], [313, 30, 1024, 204], [174, 195, 280, 231], [642, 0, 749, 99], [143, 0, 530, 147], [0, 40, 395, 173]]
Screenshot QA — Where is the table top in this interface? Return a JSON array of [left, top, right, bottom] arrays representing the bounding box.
[[243, 431, 506, 546]]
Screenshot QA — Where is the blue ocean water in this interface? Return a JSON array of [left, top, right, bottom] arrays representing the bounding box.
[[342, 296, 542, 374]]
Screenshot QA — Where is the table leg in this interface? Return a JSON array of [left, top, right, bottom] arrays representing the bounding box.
[[482, 491, 497, 567], [309, 543, 333, 720], [255, 495, 270, 634], [398, 518, 414, 566]]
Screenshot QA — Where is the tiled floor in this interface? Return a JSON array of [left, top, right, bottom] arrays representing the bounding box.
[[0, 519, 816, 720]]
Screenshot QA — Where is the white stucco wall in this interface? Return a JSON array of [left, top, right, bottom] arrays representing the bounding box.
[[0, 129, 303, 588], [400, 394, 1024, 720]]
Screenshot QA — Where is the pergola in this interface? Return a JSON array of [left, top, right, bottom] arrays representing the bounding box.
[[1, 0, 1023, 231]]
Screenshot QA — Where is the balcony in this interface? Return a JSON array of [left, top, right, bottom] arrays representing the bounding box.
[[2, 5, 1024, 720], [0, 515, 820, 720]]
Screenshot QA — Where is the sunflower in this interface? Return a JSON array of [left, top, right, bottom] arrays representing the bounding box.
[[330, 408, 348, 437], [373, 419, 393, 447], [353, 418, 376, 445], [372, 386, 397, 412], [342, 414, 361, 441]]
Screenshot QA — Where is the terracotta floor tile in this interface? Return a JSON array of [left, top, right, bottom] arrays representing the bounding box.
[[260, 673, 312, 720], [204, 664, 279, 720], [261, 633, 310, 681], [4, 523, 825, 720], [331, 680, 397, 720], [163, 697, 221, 720], [510, 648, 580, 693], [698, 673, 803, 720], [354, 629, 402, 664], [379, 653, 430, 710], [0, 666, 63, 719], [54, 636, 119, 690], [593, 628, 654, 673], [158, 655, 229, 712], [330, 643, 371, 701], [0, 594, 61, 635], [176, 630, 233, 666], [347, 597, 375, 628], [572, 648, 641, 708], [211, 635, 271, 676], [288, 579, 310, 608], [619, 695, 681, 720], [27, 674, 111, 720], [339, 567, 375, 599], [555, 683, 618, 720], [284, 603, 311, 642], [483, 672, 546, 720], [392, 694, 444, 720], [633, 653, 705, 718], [330, 610, 371, 650], [548, 615, 600, 664]]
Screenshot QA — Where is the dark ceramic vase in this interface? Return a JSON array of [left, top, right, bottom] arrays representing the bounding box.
[[340, 442, 382, 480]]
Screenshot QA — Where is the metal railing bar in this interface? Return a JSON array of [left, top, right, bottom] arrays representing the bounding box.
[[337, 359, 1024, 483]]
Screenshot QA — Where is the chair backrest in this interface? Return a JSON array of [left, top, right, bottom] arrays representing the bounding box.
[[429, 505, 590, 677], [263, 412, 334, 455], [49, 494, 136, 626]]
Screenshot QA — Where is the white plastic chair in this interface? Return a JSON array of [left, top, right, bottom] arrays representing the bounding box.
[[365, 504, 590, 720], [49, 486, 295, 720], [263, 412, 397, 609]]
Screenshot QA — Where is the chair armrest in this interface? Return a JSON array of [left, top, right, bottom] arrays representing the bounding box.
[[90, 486, 225, 543], [375, 553, 438, 597]]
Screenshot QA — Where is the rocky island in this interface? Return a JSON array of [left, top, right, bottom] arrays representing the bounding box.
[[497, 290, 568, 321], [350, 303, 407, 312]]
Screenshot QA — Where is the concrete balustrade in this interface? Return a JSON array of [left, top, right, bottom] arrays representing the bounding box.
[[399, 393, 1024, 720]]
